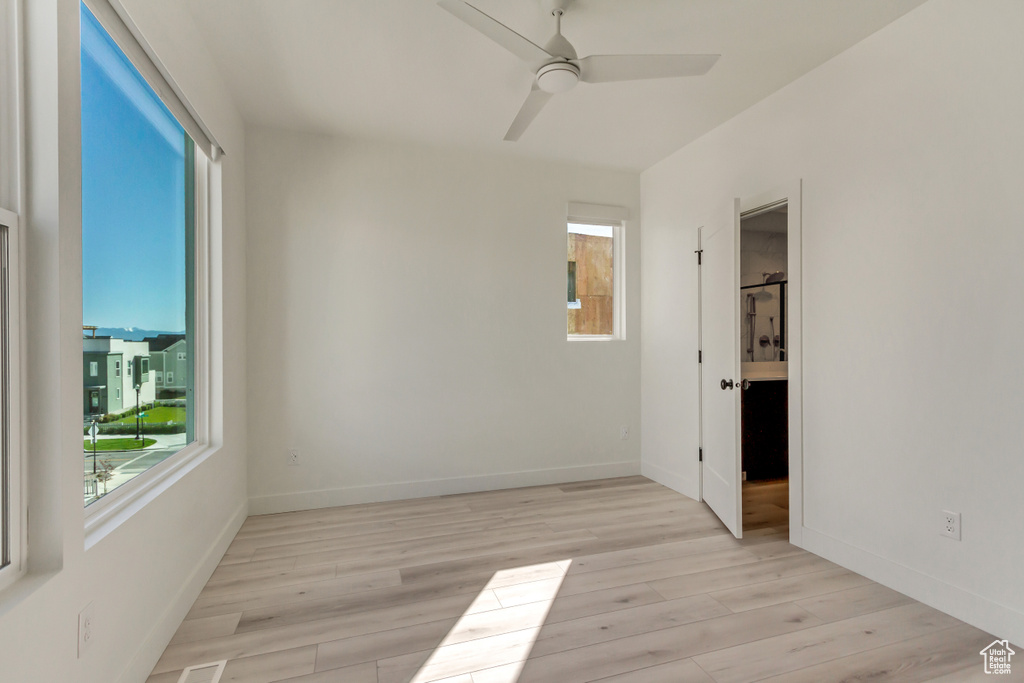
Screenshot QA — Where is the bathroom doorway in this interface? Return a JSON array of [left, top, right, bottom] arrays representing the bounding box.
[[739, 203, 790, 533], [697, 180, 802, 542]]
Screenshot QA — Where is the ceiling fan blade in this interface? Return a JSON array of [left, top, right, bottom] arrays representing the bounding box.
[[579, 54, 720, 83], [504, 84, 553, 142], [439, 0, 554, 68]]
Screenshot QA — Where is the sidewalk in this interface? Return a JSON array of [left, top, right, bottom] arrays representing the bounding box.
[[83, 433, 189, 504]]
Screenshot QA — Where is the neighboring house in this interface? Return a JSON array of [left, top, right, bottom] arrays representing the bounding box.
[[83, 337, 154, 417], [144, 334, 187, 397]]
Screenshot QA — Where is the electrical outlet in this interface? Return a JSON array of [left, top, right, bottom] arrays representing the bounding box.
[[620, 426, 629, 440], [78, 602, 95, 658], [287, 449, 300, 466], [941, 510, 961, 540]]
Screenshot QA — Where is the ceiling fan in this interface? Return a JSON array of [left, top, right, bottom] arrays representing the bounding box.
[[438, 0, 720, 141]]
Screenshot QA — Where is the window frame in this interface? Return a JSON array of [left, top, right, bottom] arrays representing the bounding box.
[[0, 208, 24, 593], [80, 3, 214, 543], [566, 202, 628, 342]]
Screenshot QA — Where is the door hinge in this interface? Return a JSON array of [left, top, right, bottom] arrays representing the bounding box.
[[695, 249, 702, 265], [699, 447, 703, 462], [698, 350, 702, 364]]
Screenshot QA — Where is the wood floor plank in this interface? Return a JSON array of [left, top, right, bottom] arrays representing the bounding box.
[[187, 569, 402, 621], [219, 645, 317, 683], [755, 622, 999, 683], [589, 658, 714, 683], [274, 661, 378, 683], [648, 552, 835, 600], [152, 592, 480, 674], [691, 602, 963, 683], [528, 593, 731, 658], [377, 627, 542, 683], [542, 582, 666, 624], [793, 582, 914, 623], [168, 612, 243, 646], [513, 602, 821, 683], [199, 564, 338, 600], [707, 566, 872, 612], [314, 617, 457, 671]]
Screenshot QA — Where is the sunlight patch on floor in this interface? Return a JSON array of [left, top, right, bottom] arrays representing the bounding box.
[[408, 560, 572, 683]]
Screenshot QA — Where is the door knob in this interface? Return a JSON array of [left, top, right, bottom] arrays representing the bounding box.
[[721, 379, 734, 390], [739, 379, 751, 390]]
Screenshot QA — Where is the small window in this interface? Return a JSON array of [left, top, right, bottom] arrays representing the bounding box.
[[166, 371, 173, 384], [115, 388, 120, 400], [90, 361, 99, 377], [114, 359, 120, 377], [567, 223, 615, 336], [177, 352, 185, 361]]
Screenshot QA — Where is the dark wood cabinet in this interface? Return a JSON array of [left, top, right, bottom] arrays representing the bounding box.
[[741, 380, 788, 481]]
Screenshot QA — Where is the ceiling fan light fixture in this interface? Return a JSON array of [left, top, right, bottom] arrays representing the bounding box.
[[536, 61, 580, 93]]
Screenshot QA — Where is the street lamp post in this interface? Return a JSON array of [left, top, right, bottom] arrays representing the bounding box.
[[134, 383, 141, 440]]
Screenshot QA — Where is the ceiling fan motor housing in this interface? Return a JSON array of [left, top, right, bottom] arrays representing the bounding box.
[[537, 61, 580, 93]]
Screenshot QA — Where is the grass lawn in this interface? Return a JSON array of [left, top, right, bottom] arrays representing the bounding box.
[[113, 406, 185, 425], [84, 438, 157, 451]]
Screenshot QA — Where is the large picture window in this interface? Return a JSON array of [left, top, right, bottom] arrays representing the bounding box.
[[81, 2, 198, 506]]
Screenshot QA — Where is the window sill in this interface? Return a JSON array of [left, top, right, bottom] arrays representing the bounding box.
[[567, 300, 582, 310], [567, 334, 621, 342], [84, 440, 220, 549], [0, 569, 59, 619]]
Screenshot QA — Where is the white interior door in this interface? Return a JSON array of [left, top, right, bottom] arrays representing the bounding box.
[[699, 199, 743, 538]]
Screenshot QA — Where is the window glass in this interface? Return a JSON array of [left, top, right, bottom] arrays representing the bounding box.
[[81, 2, 195, 505], [567, 223, 614, 335]]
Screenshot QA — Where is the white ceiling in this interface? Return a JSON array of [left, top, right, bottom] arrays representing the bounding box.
[[184, 0, 928, 172]]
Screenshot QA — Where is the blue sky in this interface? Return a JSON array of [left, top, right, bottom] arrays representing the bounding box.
[[81, 3, 187, 332]]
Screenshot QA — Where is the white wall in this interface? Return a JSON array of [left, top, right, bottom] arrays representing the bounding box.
[[0, 2, 248, 682], [641, 0, 1024, 645], [246, 127, 641, 513]]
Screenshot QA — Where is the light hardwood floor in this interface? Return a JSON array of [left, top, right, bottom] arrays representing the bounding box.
[[148, 477, 1018, 683]]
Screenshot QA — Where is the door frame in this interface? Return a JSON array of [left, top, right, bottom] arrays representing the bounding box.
[[738, 180, 803, 545], [697, 181, 803, 544]]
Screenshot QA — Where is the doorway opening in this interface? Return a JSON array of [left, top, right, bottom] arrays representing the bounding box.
[[739, 202, 789, 534]]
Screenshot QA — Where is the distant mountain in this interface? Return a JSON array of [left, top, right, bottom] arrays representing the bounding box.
[[87, 327, 183, 341]]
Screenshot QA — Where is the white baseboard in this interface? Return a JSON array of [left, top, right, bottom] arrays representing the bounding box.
[[117, 501, 248, 683], [641, 460, 699, 501], [248, 461, 641, 515], [800, 526, 1024, 648]]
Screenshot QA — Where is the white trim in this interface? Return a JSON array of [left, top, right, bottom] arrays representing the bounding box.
[[800, 526, 1024, 650], [248, 461, 641, 515], [0, 0, 25, 213], [0, 207, 23, 594], [567, 201, 630, 223], [567, 334, 616, 342], [85, 442, 220, 548], [641, 460, 699, 501], [114, 502, 245, 683]]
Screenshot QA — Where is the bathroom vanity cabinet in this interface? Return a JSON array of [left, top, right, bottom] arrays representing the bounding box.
[[741, 379, 789, 481]]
